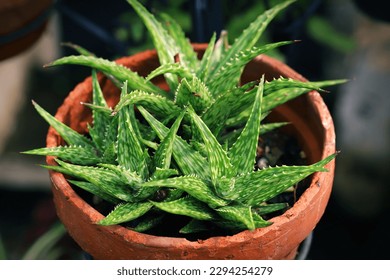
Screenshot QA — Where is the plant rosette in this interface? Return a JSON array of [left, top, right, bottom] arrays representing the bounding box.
[[24, 0, 345, 259]]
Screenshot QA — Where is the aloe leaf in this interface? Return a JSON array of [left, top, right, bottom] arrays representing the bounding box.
[[159, 12, 199, 69], [23, 145, 100, 165], [201, 82, 257, 134], [98, 201, 153, 226], [31, 101, 93, 148], [206, 30, 229, 82], [68, 180, 121, 205], [229, 77, 264, 175], [50, 159, 135, 202], [117, 85, 149, 178], [45, 55, 167, 97], [231, 153, 337, 206], [175, 77, 213, 113], [179, 219, 211, 234], [132, 211, 166, 232], [150, 196, 217, 221], [138, 106, 210, 179], [208, 41, 294, 95], [127, 0, 178, 91], [196, 32, 216, 81], [215, 204, 255, 230], [87, 70, 111, 150], [213, 0, 295, 76], [262, 79, 348, 113], [255, 203, 288, 215], [252, 212, 273, 227], [219, 122, 288, 149], [260, 122, 290, 134], [187, 106, 233, 186], [153, 110, 185, 170], [145, 63, 194, 82], [142, 175, 227, 208], [97, 164, 142, 186], [213, 212, 271, 232], [150, 168, 179, 180], [100, 118, 118, 163], [61, 42, 96, 56], [114, 90, 180, 118], [62, 42, 124, 88]]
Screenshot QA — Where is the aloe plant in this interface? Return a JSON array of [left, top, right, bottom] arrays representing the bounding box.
[[24, 0, 345, 236]]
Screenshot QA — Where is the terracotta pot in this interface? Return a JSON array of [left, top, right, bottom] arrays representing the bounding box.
[[46, 44, 336, 260], [0, 0, 53, 61]]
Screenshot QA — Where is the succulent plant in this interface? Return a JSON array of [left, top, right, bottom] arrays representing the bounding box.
[[24, 0, 345, 236]]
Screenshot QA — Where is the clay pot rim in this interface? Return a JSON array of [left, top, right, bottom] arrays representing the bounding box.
[[48, 45, 335, 250]]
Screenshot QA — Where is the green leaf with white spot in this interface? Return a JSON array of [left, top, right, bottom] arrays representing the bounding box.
[[213, 0, 295, 76], [150, 196, 217, 221], [23, 145, 100, 165], [229, 77, 264, 175], [127, 0, 178, 92], [175, 77, 213, 113], [196, 32, 216, 81], [255, 203, 288, 215], [231, 153, 337, 206], [98, 201, 153, 225], [31, 101, 93, 148], [146, 63, 194, 82], [138, 106, 210, 179], [45, 55, 167, 96], [153, 110, 185, 170], [262, 79, 348, 113], [116, 85, 149, 178], [51, 159, 135, 202], [187, 107, 233, 187], [142, 175, 227, 208], [208, 41, 294, 95], [114, 90, 180, 118], [68, 180, 120, 205], [160, 12, 198, 69], [215, 204, 255, 230]]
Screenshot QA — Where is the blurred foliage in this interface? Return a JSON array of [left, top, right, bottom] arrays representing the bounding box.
[[112, 0, 355, 61], [0, 222, 75, 260]]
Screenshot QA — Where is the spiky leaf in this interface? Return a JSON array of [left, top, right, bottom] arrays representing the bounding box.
[[160, 12, 198, 69], [150, 196, 217, 221], [213, 0, 295, 76], [138, 106, 210, 179], [208, 41, 294, 95], [50, 159, 135, 202], [127, 0, 178, 91], [32, 101, 93, 148], [45, 55, 167, 96], [116, 85, 149, 178], [114, 90, 181, 117], [146, 63, 194, 82], [196, 32, 217, 81], [175, 77, 213, 113], [215, 204, 255, 230], [142, 175, 227, 208], [98, 202, 153, 225], [68, 180, 120, 205], [153, 110, 185, 169], [228, 77, 264, 175], [230, 153, 337, 205], [262, 79, 348, 113], [23, 145, 100, 165], [187, 107, 233, 187]]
